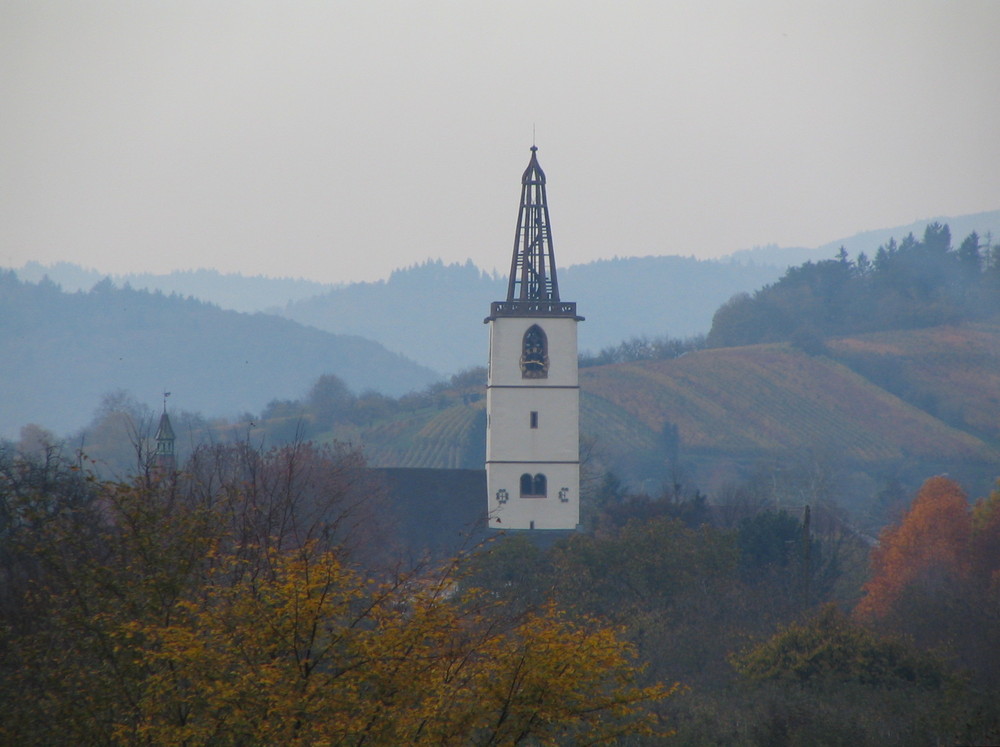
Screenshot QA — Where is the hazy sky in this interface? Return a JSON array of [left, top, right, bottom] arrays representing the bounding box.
[[3, 1, 999, 284]]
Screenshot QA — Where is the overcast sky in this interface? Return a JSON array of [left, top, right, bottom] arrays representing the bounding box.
[[3, 1, 999, 284]]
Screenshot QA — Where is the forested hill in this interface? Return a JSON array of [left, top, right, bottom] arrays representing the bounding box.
[[11, 262, 330, 313], [12, 210, 1000, 376], [9, 257, 784, 375], [282, 256, 782, 373], [708, 223, 1000, 348], [0, 272, 439, 438]]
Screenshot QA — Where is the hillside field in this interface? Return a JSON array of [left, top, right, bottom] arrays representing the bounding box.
[[308, 323, 1000, 509]]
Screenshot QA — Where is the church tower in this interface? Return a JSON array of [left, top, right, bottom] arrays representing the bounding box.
[[153, 394, 176, 474], [485, 146, 583, 530]]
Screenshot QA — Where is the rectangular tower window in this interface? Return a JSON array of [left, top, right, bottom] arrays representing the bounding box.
[[530, 411, 539, 429]]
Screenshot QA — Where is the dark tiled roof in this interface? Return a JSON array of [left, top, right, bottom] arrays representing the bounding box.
[[155, 411, 175, 441], [373, 468, 489, 558]]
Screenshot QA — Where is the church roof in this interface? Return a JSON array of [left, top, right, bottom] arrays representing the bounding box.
[[155, 410, 175, 442], [373, 468, 489, 558], [371, 467, 574, 557]]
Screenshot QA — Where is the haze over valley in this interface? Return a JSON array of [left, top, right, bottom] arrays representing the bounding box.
[[6, 4, 1000, 742]]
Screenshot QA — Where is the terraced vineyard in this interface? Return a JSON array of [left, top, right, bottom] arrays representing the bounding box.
[[828, 322, 1000, 443], [580, 343, 997, 465], [362, 402, 485, 469], [309, 323, 1000, 496]]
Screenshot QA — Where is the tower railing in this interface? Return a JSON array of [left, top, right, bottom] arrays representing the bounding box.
[[487, 300, 580, 319]]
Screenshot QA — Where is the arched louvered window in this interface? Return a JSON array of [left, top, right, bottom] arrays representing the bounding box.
[[520, 324, 548, 379]]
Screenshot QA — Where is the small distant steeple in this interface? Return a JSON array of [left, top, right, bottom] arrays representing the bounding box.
[[154, 392, 175, 472]]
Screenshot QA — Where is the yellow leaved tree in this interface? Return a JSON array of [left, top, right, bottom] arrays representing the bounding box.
[[128, 542, 675, 745], [0, 442, 675, 745]]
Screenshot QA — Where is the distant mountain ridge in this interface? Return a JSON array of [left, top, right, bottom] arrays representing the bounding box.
[[0, 272, 439, 438], [281, 257, 783, 374], [7, 208, 999, 377], [5, 256, 790, 373], [12, 262, 330, 314]]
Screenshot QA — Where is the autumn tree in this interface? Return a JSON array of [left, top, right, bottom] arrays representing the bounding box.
[[970, 480, 1000, 586], [0, 441, 99, 632], [1, 441, 386, 743], [729, 605, 968, 745], [182, 439, 392, 568], [307, 373, 356, 432], [854, 476, 1000, 705], [74, 389, 157, 478], [962, 481, 1000, 688], [855, 476, 971, 621], [127, 548, 674, 745], [0, 442, 676, 745], [733, 604, 950, 688]]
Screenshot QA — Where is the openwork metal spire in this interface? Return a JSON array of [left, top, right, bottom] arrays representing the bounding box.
[[507, 146, 560, 303], [486, 146, 580, 321]]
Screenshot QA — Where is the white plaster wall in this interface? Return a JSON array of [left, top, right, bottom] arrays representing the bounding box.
[[485, 387, 578, 462], [485, 314, 581, 531], [486, 462, 580, 530]]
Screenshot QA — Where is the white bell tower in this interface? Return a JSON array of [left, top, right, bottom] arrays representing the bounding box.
[[485, 146, 583, 530]]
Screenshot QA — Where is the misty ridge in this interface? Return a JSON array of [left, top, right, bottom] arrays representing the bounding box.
[[3, 208, 1000, 444], [14, 255, 783, 375], [0, 273, 439, 439]]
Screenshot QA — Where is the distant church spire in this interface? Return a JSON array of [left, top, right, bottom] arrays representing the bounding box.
[[154, 392, 175, 472], [506, 146, 561, 305]]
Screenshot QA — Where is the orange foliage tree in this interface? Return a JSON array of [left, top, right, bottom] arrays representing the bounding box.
[[855, 476, 971, 621], [970, 481, 1000, 588], [855, 477, 1000, 693]]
